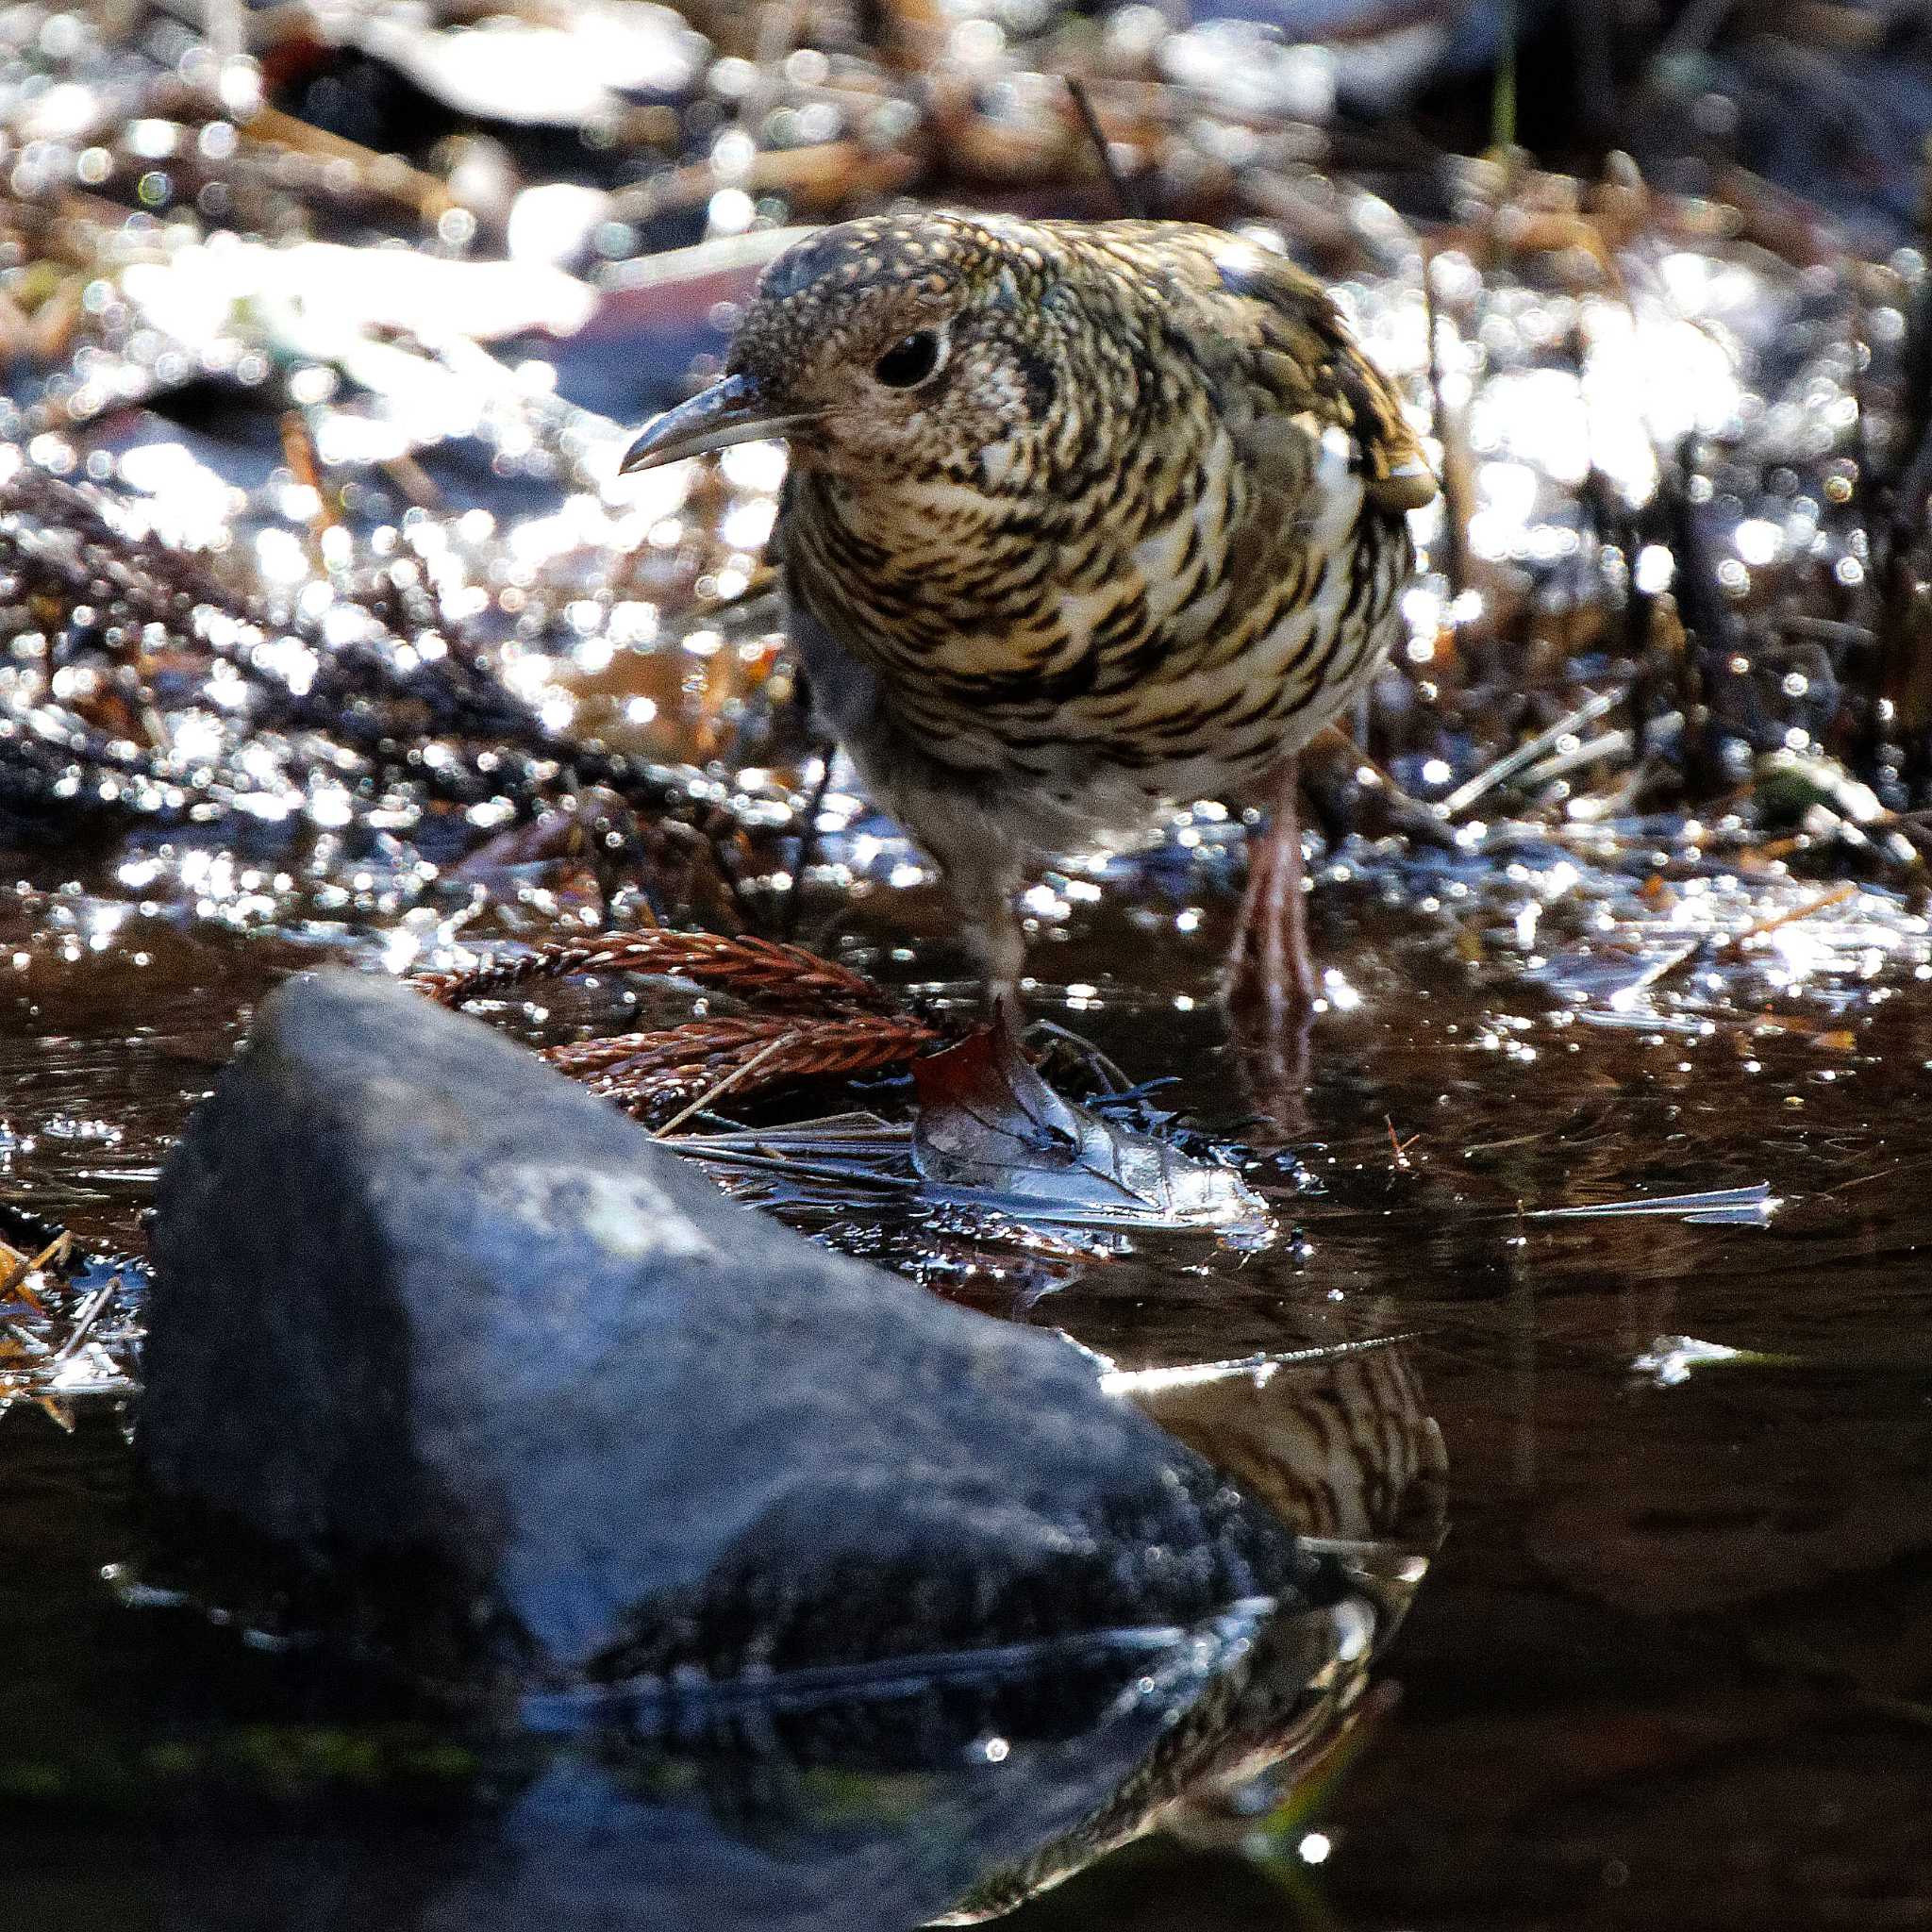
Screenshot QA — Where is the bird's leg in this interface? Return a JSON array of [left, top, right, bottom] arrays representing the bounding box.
[[934, 838, 1026, 1008], [1224, 754, 1317, 1018], [779, 742, 836, 941], [962, 875, 1026, 1008]]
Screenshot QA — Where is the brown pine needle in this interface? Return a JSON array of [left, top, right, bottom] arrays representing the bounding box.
[[558, 1014, 942, 1121], [240, 105, 454, 222], [412, 930, 892, 1013], [1723, 881, 1857, 950], [414, 934, 945, 1123], [1650, 881, 1862, 991], [653, 1029, 802, 1139]]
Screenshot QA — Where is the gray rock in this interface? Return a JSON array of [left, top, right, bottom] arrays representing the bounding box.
[[141, 969, 1326, 1686]]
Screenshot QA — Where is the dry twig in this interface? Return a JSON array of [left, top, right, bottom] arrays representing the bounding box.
[[0, 1230, 68, 1313]]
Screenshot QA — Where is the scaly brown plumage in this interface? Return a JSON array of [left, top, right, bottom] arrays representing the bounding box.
[[625, 210, 1435, 1010]]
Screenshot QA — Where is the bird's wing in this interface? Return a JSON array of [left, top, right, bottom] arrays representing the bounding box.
[[1200, 238, 1438, 517], [1079, 228, 1436, 637], [1074, 221, 1434, 520]]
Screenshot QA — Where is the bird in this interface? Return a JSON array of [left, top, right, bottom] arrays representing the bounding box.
[[622, 210, 1436, 1016]]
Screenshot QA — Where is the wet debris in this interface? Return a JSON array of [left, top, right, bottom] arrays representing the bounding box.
[[412, 927, 939, 1113], [0, 1218, 138, 1424], [0, 458, 765, 929], [1630, 1332, 1805, 1386], [909, 1016, 1269, 1236], [414, 930, 1269, 1238]]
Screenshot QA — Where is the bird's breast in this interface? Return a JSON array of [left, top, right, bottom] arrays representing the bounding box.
[[783, 438, 1407, 810]]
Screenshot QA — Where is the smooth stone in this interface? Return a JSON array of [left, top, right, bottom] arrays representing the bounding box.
[[140, 968, 1329, 1686]]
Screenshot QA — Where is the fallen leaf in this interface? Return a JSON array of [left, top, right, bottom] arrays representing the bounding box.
[[909, 1008, 1270, 1235]]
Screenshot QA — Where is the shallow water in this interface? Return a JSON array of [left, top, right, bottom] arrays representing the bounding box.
[[4, 829, 1929, 1929]]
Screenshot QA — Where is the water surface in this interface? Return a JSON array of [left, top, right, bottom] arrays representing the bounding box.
[[5, 837, 1928, 1928]]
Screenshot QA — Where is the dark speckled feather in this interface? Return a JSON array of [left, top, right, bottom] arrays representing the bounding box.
[[628, 209, 1436, 995]]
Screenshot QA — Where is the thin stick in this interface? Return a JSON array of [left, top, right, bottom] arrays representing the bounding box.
[[1439, 688, 1623, 818], [1847, 276, 1891, 776], [1722, 881, 1857, 949], [1423, 246, 1472, 601], [780, 748, 835, 942], [240, 105, 453, 222], [0, 1231, 68, 1313], [1066, 78, 1143, 220], [51, 1279, 116, 1363], [675, 1144, 917, 1191], [1649, 883, 1860, 991], [652, 1028, 801, 1139], [1491, 0, 1519, 149], [1024, 1017, 1137, 1095]]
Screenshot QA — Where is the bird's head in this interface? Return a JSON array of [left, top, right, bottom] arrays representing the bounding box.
[[622, 212, 1083, 487]]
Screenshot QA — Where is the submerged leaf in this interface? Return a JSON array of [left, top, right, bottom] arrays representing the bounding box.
[[910, 1009, 1270, 1235]]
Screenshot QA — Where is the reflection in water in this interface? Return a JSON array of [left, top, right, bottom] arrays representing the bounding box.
[[1112, 1340, 1446, 1555], [936, 1333, 1444, 1920], [3, 1342, 1441, 1931]]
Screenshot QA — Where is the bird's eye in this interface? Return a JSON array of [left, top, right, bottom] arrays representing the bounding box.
[[873, 330, 941, 389]]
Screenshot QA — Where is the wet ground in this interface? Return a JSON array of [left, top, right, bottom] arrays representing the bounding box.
[[4, 817, 1929, 1929]]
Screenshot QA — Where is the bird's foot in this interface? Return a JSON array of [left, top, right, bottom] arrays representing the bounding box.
[[1222, 912, 1316, 1021], [1221, 757, 1317, 1022], [1226, 999, 1314, 1138]]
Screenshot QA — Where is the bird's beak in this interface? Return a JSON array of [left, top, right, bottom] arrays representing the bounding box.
[[619, 374, 818, 474]]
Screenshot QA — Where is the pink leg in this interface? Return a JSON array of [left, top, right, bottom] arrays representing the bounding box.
[[1224, 755, 1317, 1019], [936, 840, 1025, 1010]]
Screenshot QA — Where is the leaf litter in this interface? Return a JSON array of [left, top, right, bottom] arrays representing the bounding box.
[[419, 932, 1272, 1238], [0, 1218, 138, 1425]]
